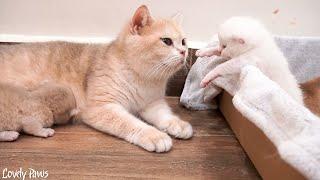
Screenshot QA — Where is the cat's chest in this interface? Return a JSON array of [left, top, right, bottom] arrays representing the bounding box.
[[127, 81, 166, 113]]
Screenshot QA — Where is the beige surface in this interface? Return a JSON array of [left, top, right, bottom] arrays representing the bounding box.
[[0, 0, 319, 48]]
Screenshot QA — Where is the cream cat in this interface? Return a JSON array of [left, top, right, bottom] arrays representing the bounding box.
[[0, 5, 192, 152], [0, 83, 77, 141], [196, 17, 304, 104]]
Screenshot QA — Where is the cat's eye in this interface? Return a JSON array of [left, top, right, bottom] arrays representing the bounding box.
[[182, 38, 186, 46], [160, 38, 173, 46], [222, 45, 227, 49]]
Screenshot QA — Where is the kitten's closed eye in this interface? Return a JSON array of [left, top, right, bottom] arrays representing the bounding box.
[[160, 38, 173, 46]]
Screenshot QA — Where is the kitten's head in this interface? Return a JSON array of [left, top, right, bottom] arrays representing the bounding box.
[[116, 5, 188, 81], [217, 16, 271, 58]]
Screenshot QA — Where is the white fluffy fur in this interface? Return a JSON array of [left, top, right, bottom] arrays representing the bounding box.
[[196, 17, 303, 104]]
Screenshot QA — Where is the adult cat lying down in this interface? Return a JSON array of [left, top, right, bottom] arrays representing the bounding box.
[[0, 83, 77, 141], [0, 5, 192, 152]]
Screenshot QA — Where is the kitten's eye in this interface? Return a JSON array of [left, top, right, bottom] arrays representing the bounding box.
[[182, 38, 186, 46], [222, 45, 227, 49], [160, 38, 173, 46]]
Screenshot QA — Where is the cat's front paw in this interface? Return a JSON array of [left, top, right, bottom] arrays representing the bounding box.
[[0, 131, 20, 141], [162, 117, 193, 139], [37, 128, 55, 138], [133, 127, 172, 153]]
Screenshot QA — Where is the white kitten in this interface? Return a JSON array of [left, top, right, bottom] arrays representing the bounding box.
[[196, 17, 304, 104]]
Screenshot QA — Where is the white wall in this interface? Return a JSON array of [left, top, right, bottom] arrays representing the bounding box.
[[0, 0, 319, 48]]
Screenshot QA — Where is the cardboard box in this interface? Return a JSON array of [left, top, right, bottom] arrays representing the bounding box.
[[219, 92, 306, 180]]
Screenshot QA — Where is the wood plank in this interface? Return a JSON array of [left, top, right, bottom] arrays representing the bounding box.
[[0, 97, 260, 179]]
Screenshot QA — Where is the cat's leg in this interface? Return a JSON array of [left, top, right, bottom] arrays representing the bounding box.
[[82, 104, 172, 152], [196, 47, 221, 57], [22, 118, 55, 138], [140, 99, 193, 139], [201, 57, 255, 87], [0, 131, 20, 141]]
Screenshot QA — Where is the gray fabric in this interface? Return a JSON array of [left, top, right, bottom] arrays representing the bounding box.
[[275, 36, 320, 83], [180, 36, 320, 110], [180, 39, 225, 110]]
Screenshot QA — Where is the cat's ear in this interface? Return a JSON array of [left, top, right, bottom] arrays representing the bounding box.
[[130, 5, 154, 35], [171, 13, 183, 26]]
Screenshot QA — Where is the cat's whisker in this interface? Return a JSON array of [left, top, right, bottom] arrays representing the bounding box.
[[146, 56, 180, 80], [159, 64, 171, 81], [157, 57, 181, 80], [146, 63, 165, 80], [154, 62, 171, 81], [145, 61, 165, 78]]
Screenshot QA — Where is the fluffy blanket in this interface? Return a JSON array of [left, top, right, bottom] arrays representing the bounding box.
[[180, 36, 320, 179]]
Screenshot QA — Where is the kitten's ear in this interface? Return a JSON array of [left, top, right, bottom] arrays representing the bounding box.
[[130, 5, 154, 35], [232, 37, 245, 44], [171, 13, 183, 25]]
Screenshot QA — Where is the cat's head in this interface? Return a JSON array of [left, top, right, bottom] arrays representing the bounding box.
[[116, 5, 188, 81], [217, 16, 271, 58]]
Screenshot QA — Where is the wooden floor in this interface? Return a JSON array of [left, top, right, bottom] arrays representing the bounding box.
[[0, 97, 260, 180]]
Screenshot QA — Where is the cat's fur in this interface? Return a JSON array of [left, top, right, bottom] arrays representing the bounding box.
[[196, 17, 303, 104], [301, 77, 320, 116], [0, 5, 192, 152], [0, 83, 77, 141]]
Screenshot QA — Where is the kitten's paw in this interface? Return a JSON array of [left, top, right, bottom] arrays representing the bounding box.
[[201, 70, 220, 88], [196, 49, 207, 57], [133, 127, 172, 153], [37, 128, 55, 138], [162, 118, 193, 139], [195, 50, 202, 57], [200, 80, 210, 88], [0, 131, 20, 141]]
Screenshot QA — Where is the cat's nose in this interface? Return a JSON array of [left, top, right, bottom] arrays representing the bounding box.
[[180, 50, 186, 56]]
